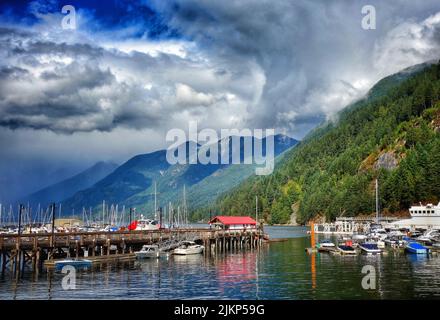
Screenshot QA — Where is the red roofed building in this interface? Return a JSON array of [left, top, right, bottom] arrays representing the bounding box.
[[209, 216, 257, 230]]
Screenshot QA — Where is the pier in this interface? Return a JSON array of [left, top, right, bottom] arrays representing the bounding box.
[[0, 228, 264, 274]]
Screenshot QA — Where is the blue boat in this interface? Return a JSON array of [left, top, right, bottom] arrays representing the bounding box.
[[54, 259, 93, 271], [405, 242, 429, 255]]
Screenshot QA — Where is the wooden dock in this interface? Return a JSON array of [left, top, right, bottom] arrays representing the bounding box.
[[0, 228, 264, 274]]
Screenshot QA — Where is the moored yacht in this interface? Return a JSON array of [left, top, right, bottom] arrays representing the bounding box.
[[173, 241, 204, 255]]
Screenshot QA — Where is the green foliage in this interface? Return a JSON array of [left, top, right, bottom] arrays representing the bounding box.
[[209, 62, 440, 224]]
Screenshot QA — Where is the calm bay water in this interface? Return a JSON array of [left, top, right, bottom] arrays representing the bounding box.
[[1, 226, 440, 299]]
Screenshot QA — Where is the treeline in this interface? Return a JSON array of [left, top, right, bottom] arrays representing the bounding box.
[[194, 62, 440, 224]]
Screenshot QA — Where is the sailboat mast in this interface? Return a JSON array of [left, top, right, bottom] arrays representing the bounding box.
[[256, 196, 258, 227], [102, 200, 105, 227], [154, 181, 157, 220], [375, 178, 380, 223], [183, 185, 187, 226]]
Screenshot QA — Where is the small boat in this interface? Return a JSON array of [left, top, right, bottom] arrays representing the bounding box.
[[352, 234, 367, 241], [128, 215, 160, 231], [359, 243, 382, 255], [135, 245, 160, 259], [405, 242, 429, 254], [54, 259, 92, 271], [315, 240, 336, 252], [173, 241, 204, 255], [337, 245, 357, 255], [377, 240, 386, 249]]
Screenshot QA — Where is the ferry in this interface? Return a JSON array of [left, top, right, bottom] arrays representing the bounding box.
[[389, 202, 440, 230]]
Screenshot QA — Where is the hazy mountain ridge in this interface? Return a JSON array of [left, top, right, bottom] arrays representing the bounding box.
[[19, 161, 119, 208], [61, 135, 298, 216]]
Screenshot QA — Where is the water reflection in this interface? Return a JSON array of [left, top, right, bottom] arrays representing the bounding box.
[[1, 227, 440, 299]]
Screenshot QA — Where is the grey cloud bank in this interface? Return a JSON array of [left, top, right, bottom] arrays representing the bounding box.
[[1, 0, 440, 201]]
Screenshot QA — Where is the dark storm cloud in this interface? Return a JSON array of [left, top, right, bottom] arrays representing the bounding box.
[[150, 0, 440, 135], [0, 2, 440, 140]]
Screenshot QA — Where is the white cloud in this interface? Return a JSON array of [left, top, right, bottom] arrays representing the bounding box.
[[373, 12, 440, 77]]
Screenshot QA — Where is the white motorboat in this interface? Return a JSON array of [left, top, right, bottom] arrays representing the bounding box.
[[416, 229, 440, 244], [134, 215, 160, 231], [315, 240, 336, 252], [377, 240, 386, 248], [352, 233, 367, 241], [173, 241, 204, 255], [336, 245, 357, 255], [359, 242, 382, 255], [135, 245, 160, 259]]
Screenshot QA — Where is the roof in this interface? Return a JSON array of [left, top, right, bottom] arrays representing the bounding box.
[[209, 216, 256, 225]]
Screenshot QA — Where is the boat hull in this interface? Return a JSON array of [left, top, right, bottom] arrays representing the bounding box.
[[173, 246, 204, 255], [135, 252, 160, 259], [54, 259, 92, 271], [405, 242, 429, 254], [336, 246, 357, 255], [359, 245, 381, 255]]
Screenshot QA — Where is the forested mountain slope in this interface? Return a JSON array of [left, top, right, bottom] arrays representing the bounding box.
[[213, 62, 440, 224]]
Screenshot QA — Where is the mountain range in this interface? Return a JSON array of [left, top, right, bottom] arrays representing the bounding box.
[[212, 61, 440, 224], [19, 161, 119, 208], [27, 135, 297, 217]]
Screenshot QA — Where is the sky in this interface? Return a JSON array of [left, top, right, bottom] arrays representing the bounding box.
[[1, 0, 440, 201]]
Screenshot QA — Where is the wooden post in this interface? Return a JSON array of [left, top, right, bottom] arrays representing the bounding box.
[[1, 251, 5, 274], [36, 249, 40, 272], [75, 240, 79, 258]]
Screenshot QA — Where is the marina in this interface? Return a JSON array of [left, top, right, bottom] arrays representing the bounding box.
[[1, 226, 440, 299], [0, 227, 264, 274]]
